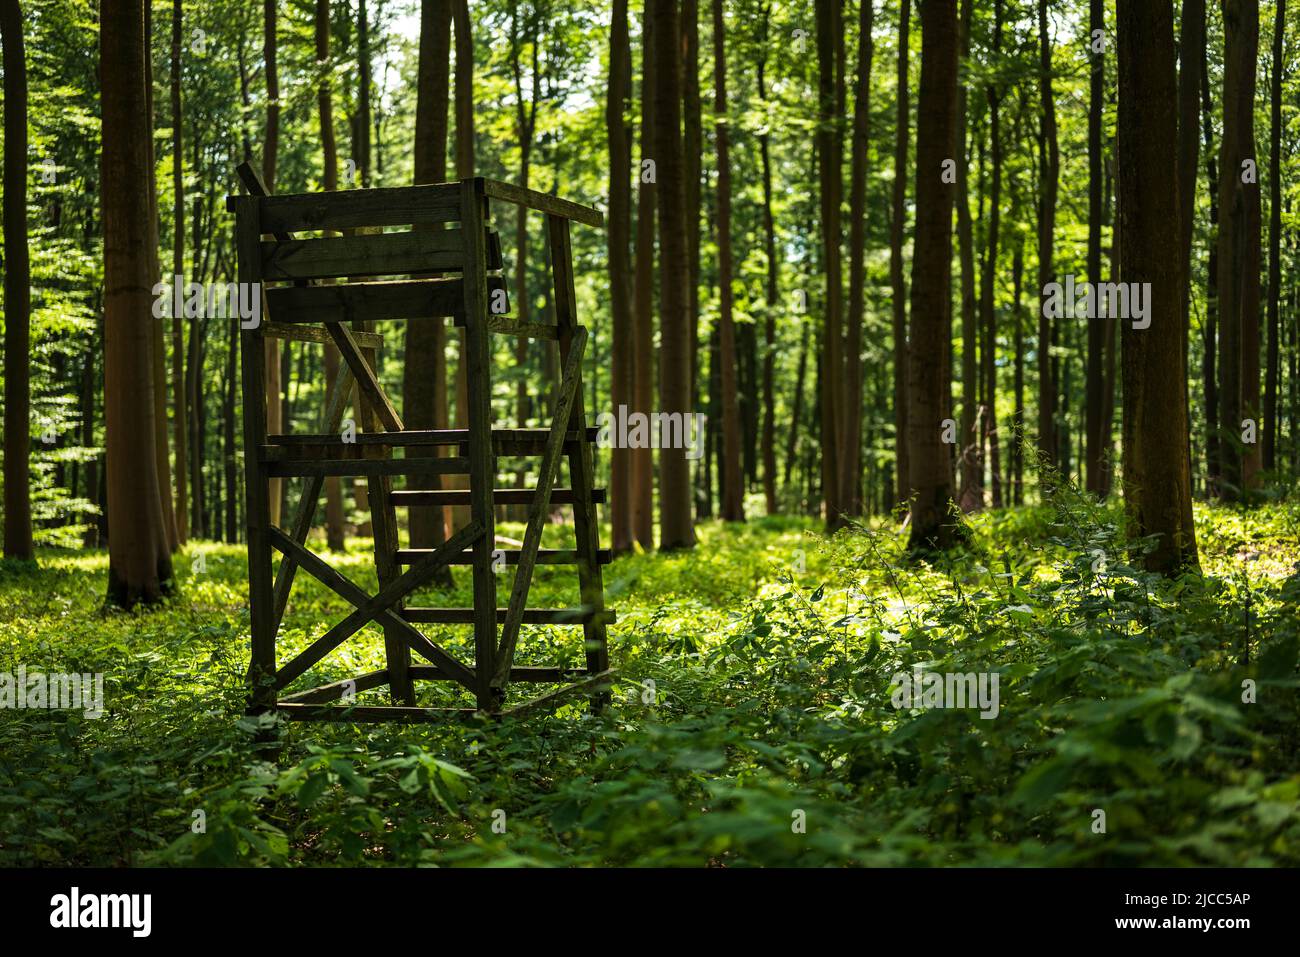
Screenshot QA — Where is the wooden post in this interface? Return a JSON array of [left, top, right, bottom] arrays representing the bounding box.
[[460, 178, 501, 712], [547, 214, 610, 709], [233, 195, 277, 715]]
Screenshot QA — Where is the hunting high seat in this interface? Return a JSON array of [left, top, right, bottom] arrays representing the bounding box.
[[227, 164, 614, 721]]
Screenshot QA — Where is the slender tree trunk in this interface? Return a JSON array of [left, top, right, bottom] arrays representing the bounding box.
[[653, 0, 695, 549], [758, 4, 778, 515], [403, 0, 452, 561], [955, 0, 980, 510], [1175, 0, 1205, 480], [262, 0, 283, 528], [981, 0, 1004, 508], [1036, 0, 1059, 474], [103, 0, 175, 604], [1216, 0, 1262, 500], [609, 0, 635, 550], [682, 0, 702, 426], [842, 0, 874, 518], [1085, 0, 1107, 494], [816, 0, 844, 529], [224, 318, 239, 544], [1200, 38, 1220, 493], [1263, 0, 1285, 470], [890, 0, 911, 512], [1117, 0, 1199, 573], [632, 2, 656, 549], [786, 315, 811, 491], [315, 0, 345, 550], [906, 0, 962, 553], [169, 0, 188, 543], [1, 0, 32, 560], [713, 0, 743, 520], [1012, 235, 1026, 505]]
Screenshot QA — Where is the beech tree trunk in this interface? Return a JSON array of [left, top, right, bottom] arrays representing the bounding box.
[[714, 0, 743, 521], [906, 0, 962, 553], [102, 0, 175, 605], [1, 0, 32, 560], [608, 0, 635, 549], [889, 0, 911, 512], [631, 2, 656, 548], [1116, 0, 1198, 572], [1263, 0, 1285, 470], [758, 4, 779, 515], [1036, 0, 1059, 474], [815, 0, 844, 529]]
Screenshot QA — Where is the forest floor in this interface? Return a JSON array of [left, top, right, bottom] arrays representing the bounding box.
[[1, 492, 1298, 866]]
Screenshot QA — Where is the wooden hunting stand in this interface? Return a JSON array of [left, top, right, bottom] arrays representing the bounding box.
[[228, 164, 614, 721]]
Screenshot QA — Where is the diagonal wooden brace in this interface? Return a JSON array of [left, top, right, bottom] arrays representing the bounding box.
[[326, 321, 403, 432], [269, 523, 482, 692], [490, 327, 588, 690], [271, 357, 355, 632]]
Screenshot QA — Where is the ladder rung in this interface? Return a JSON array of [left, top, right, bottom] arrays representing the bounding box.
[[390, 488, 606, 506], [394, 548, 612, 566], [266, 457, 470, 478], [455, 315, 560, 340], [264, 426, 600, 448], [401, 607, 615, 625]]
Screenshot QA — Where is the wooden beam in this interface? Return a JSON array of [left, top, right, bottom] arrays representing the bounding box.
[[324, 320, 404, 431], [492, 328, 589, 690], [251, 183, 462, 233], [277, 703, 482, 723], [268, 524, 481, 691], [503, 669, 618, 720], [279, 669, 389, 704], [260, 230, 465, 282], [481, 179, 605, 228], [390, 488, 606, 506], [263, 321, 382, 349], [265, 276, 507, 324], [401, 606, 616, 625], [395, 547, 612, 565], [410, 665, 590, 683], [266, 457, 469, 478]]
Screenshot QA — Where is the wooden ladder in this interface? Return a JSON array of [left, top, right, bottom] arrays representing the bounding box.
[[228, 164, 614, 722]]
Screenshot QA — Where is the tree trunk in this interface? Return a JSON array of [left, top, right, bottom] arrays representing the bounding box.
[[653, 0, 695, 549], [224, 318, 240, 544], [842, 0, 874, 518], [682, 0, 702, 424], [405, 0, 453, 557], [1085, 0, 1108, 494], [1036, 0, 1059, 473], [816, 0, 844, 530], [1, 0, 32, 560], [263, 0, 282, 528], [609, 0, 635, 550], [906, 0, 962, 553], [315, 0, 345, 551], [981, 0, 1004, 508], [1175, 0, 1205, 480], [712, 0, 743, 521], [1263, 0, 1285, 470], [1200, 36, 1220, 494], [955, 0, 979, 510], [758, 4, 779, 515], [1116, 0, 1199, 573], [169, 0, 188, 544], [889, 0, 911, 512], [102, 0, 176, 605], [1216, 0, 1262, 500], [632, 1, 656, 549]]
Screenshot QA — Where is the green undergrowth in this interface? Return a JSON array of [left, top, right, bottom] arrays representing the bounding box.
[[0, 493, 1297, 866]]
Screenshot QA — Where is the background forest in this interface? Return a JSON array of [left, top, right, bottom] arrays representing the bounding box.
[[0, 0, 1298, 868]]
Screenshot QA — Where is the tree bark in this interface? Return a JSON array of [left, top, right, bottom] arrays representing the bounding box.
[[906, 0, 962, 553], [609, 0, 635, 549], [169, 0, 188, 544], [1263, 0, 1285, 470], [1085, 0, 1108, 494], [815, 0, 844, 529], [263, 0, 282, 528], [1116, 0, 1199, 572], [1036, 0, 1059, 473], [981, 0, 1004, 508], [758, 4, 779, 515], [102, 0, 176, 604], [632, 2, 656, 548], [842, 0, 874, 518], [955, 0, 979, 510], [1, 0, 32, 560], [653, 0, 695, 549], [1216, 0, 1262, 500], [889, 0, 911, 513]]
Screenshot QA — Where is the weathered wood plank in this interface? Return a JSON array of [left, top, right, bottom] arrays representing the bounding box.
[[454, 314, 560, 340], [492, 327, 588, 690], [277, 703, 482, 723], [394, 547, 612, 565], [324, 320, 403, 431], [401, 606, 616, 625], [482, 179, 604, 228], [266, 457, 470, 478], [265, 276, 507, 324], [268, 524, 482, 691], [263, 320, 382, 348], [410, 665, 589, 683], [260, 230, 464, 281], [389, 487, 606, 506], [263, 426, 598, 447], [549, 214, 612, 707], [503, 669, 618, 720], [278, 669, 390, 704], [253, 184, 462, 233]]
